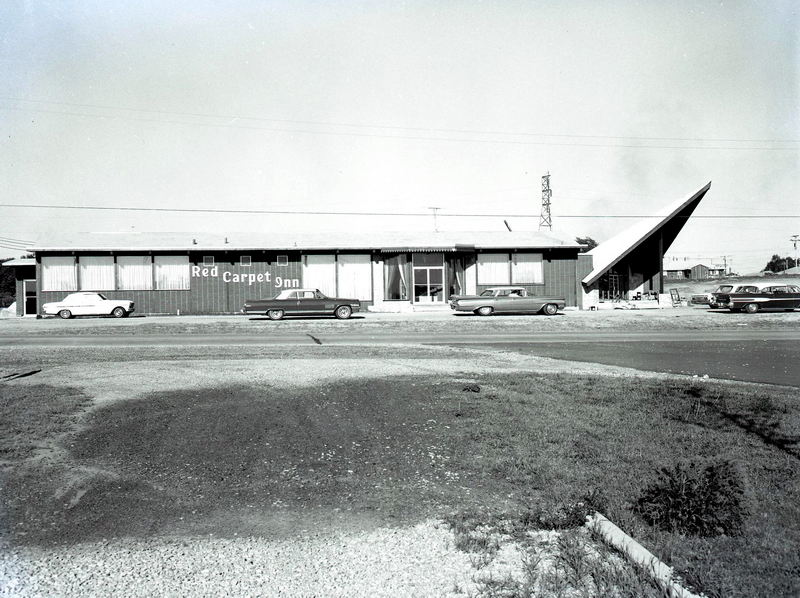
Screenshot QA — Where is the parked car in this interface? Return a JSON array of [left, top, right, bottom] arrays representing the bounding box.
[[710, 284, 761, 309], [242, 288, 361, 320], [726, 284, 800, 313], [692, 284, 735, 308], [42, 292, 135, 319], [449, 286, 565, 316]]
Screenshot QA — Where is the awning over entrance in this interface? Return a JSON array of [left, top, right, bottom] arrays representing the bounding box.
[[379, 247, 458, 253], [582, 182, 712, 288]]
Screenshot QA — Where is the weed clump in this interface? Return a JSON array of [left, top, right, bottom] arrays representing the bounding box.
[[634, 460, 748, 536], [520, 488, 609, 530]]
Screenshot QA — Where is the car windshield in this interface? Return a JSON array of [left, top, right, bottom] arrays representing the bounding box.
[[716, 285, 733, 293], [480, 290, 496, 296], [96, 293, 107, 300]]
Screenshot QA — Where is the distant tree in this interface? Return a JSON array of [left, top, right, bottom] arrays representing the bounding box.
[[0, 258, 16, 307], [763, 254, 797, 273], [575, 236, 599, 253]]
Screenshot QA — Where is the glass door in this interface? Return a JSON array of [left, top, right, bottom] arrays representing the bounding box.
[[23, 280, 37, 316], [413, 253, 445, 303]]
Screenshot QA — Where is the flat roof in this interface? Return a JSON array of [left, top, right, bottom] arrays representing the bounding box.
[[29, 230, 584, 252], [1, 258, 35, 267]]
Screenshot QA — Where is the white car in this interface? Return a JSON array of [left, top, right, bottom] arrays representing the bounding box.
[[42, 292, 135, 319]]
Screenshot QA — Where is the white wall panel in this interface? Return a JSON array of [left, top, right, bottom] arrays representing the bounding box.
[[337, 254, 372, 300], [117, 256, 153, 290], [477, 253, 510, 285], [41, 256, 77, 291], [512, 253, 544, 284], [79, 256, 115, 290], [155, 255, 190, 290], [303, 254, 336, 296]]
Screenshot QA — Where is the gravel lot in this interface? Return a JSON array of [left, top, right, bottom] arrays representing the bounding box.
[[1, 304, 799, 338], [0, 342, 686, 597]]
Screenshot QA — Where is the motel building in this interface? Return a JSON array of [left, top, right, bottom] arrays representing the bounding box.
[[3, 183, 710, 317]]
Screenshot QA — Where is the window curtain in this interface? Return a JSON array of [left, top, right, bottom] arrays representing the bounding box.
[[79, 256, 115, 290], [303, 254, 337, 296], [337, 254, 372, 300], [154, 255, 190, 290], [41, 256, 77, 291], [383, 254, 408, 300], [511, 253, 544, 284], [477, 253, 510, 284], [117, 256, 153, 290]]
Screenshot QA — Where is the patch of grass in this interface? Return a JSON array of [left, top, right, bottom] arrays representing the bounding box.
[[0, 384, 90, 462], [3, 372, 798, 597]]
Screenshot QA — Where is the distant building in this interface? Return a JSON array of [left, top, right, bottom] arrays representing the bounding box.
[[664, 263, 726, 280]]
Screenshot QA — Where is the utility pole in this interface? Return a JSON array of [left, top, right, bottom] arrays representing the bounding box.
[[539, 172, 552, 230], [428, 207, 440, 232], [721, 255, 732, 275]]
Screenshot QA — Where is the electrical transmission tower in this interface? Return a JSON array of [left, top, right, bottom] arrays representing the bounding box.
[[539, 172, 552, 230]]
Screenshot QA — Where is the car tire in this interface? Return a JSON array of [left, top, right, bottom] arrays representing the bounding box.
[[267, 309, 285, 320], [476, 306, 493, 316], [334, 305, 353, 320], [743, 303, 759, 314], [58, 309, 72, 319], [111, 307, 126, 318], [542, 303, 558, 316]]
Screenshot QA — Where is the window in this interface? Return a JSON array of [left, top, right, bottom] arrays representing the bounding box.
[[203, 256, 214, 267], [276, 255, 289, 266], [337, 254, 372, 300], [301, 290, 315, 298], [383, 254, 409, 300], [477, 253, 510, 285], [240, 255, 251, 267], [79, 256, 115, 290], [117, 256, 153, 290], [303, 255, 337, 296], [41, 256, 77, 291], [512, 253, 544, 284], [154, 255, 190, 290]]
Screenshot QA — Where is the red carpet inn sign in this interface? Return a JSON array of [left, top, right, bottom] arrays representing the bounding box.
[[3, 182, 710, 316], [193, 263, 299, 289]]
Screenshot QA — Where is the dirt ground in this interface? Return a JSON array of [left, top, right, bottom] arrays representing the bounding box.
[[1, 322, 797, 596]]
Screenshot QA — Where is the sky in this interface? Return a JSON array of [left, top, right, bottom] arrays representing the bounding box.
[[1, 0, 798, 274]]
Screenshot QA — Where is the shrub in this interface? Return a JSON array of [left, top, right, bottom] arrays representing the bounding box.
[[634, 460, 748, 536]]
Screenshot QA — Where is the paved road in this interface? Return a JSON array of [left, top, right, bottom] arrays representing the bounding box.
[[3, 329, 798, 387]]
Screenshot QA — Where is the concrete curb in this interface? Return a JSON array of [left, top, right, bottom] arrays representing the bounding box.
[[586, 512, 705, 598]]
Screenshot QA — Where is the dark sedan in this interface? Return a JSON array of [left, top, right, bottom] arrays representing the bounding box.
[[727, 284, 800, 313], [242, 289, 361, 320]]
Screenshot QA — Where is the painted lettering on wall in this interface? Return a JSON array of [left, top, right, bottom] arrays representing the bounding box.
[[191, 265, 298, 288]]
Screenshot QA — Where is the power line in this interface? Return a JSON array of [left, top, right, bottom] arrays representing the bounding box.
[[3, 96, 797, 144], [1, 104, 796, 151], [0, 235, 35, 244], [0, 202, 796, 218]]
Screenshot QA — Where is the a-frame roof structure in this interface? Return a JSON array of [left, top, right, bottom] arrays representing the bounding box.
[[582, 182, 712, 287]]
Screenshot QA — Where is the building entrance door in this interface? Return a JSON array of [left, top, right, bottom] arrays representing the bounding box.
[[23, 280, 37, 316], [412, 253, 445, 303]]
